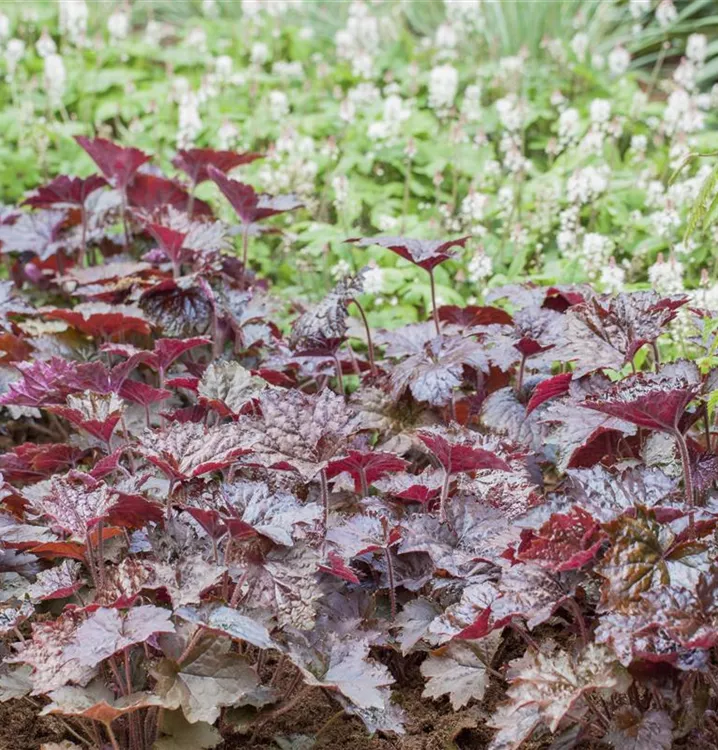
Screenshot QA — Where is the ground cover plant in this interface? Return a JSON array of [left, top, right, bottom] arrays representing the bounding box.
[[2, 133, 718, 750], [2, 2, 718, 749]]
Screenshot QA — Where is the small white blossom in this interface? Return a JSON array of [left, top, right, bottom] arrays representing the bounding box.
[[655, 0, 677, 27], [599, 259, 626, 293], [4, 38, 25, 78], [590, 99, 612, 125], [58, 0, 88, 46], [251, 42, 269, 66], [467, 249, 493, 283], [686, 33, 707, 64], [648, 254, 683, 293], [330, 259, 352, 280], [268, 90, 290, 120], [107, 10, 129, 42], [570, 32, 589, 62], [177, 92, 202, 149], [363, 265, 385, 294], [629, 0, 651, 19], [36, 30, 57, 58], [461, 84, 482, 122], [608, 45, 630, 76], [558, 107, 581, 146], [43, 53, 66, 107], [0, 13, 9, 41], [214, 55, 233, 81], [428, 63, 459, 114], [217, 121, 239, 150]]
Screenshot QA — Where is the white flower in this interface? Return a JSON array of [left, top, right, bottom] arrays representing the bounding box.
[[629, 0, 651, 19], [268, 90, 289, 120], [630, 134, 648, 154], [570, 32, 589, 61], [495, 94, 524, 131], [435, 22, 457, 52], [566, 165, 610, 205], [107, 10, 129, 42], [186, 27, 207, 52], [428, 63, 459, 114], [558, 107, 580, 145], [468, 249, 493, 283], [599, 259, 626, 292], [461, 192, 490, 222], [444, 0, 483, 29], [251, 42, 269, 66], [217, 121, 238, 150], [363, 265, 385, 294], [376, 214, 399, 232], [673, 59, 696, 91], [655, 0, 677, 27], [461, 83, 482, 122], [589, 98, 611, 125], [674, 239, 697, 256], [335, 1, 381, 79], [58, 0, 88, 46], [664, 89, 704, 135], [0, 13, 9, 41], [43, 53, 66, 106], [242, 0, 262, 18], [36, 30, 57, 58], [202, 0, 218, 17], [4, 38, 25, 76], [332, 174, 349, 208], [648, 255, 683, 293], [330, 259, 352, 280], [177, 92, 202, 149], [608, 45, 630, 76], [339, 98, 355, 123], [686, 33, 707, 64], [214, 55, 233, 81]]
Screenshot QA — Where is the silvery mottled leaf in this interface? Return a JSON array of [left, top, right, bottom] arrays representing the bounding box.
[[289, 270, 365, 352], [494, 641, 631, 734], [152, 626, 261, 724], [604, 707, 673, 750], [597, 506, 710, 609], [0, 663, 32, 702], [198, 361, 267, 417], [9, 614, 96, 694], [390, 334, 489, 406], [394, 598, 441, 655], [421, 633, 502, 710], [174, 605, 274, 650], [481, 386, 544, 451], [222, 480, 320, 546], [565, 465, 677, 522], [64, 606, 175, 667], [137, 421, 251, 481], [288, 634, 394, 709], [541, 399, 637, 473], [153, 709, 222, 749], [246, 388, 358, 480]]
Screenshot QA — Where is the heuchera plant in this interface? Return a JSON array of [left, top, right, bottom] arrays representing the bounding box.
[[2, 138, 718, 750]]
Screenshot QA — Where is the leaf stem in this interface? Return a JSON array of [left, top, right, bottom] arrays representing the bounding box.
[[385, 547, 397, 621], [350, 298, 377, 376], [241, 222, 250, 271], [439, 467, 451, 526], [359, 467, 369, 498], [428, 268, 441, 337], [673, 428, 694, 508], [105, 723, 121, 750], [319, 468, 330, 534]]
